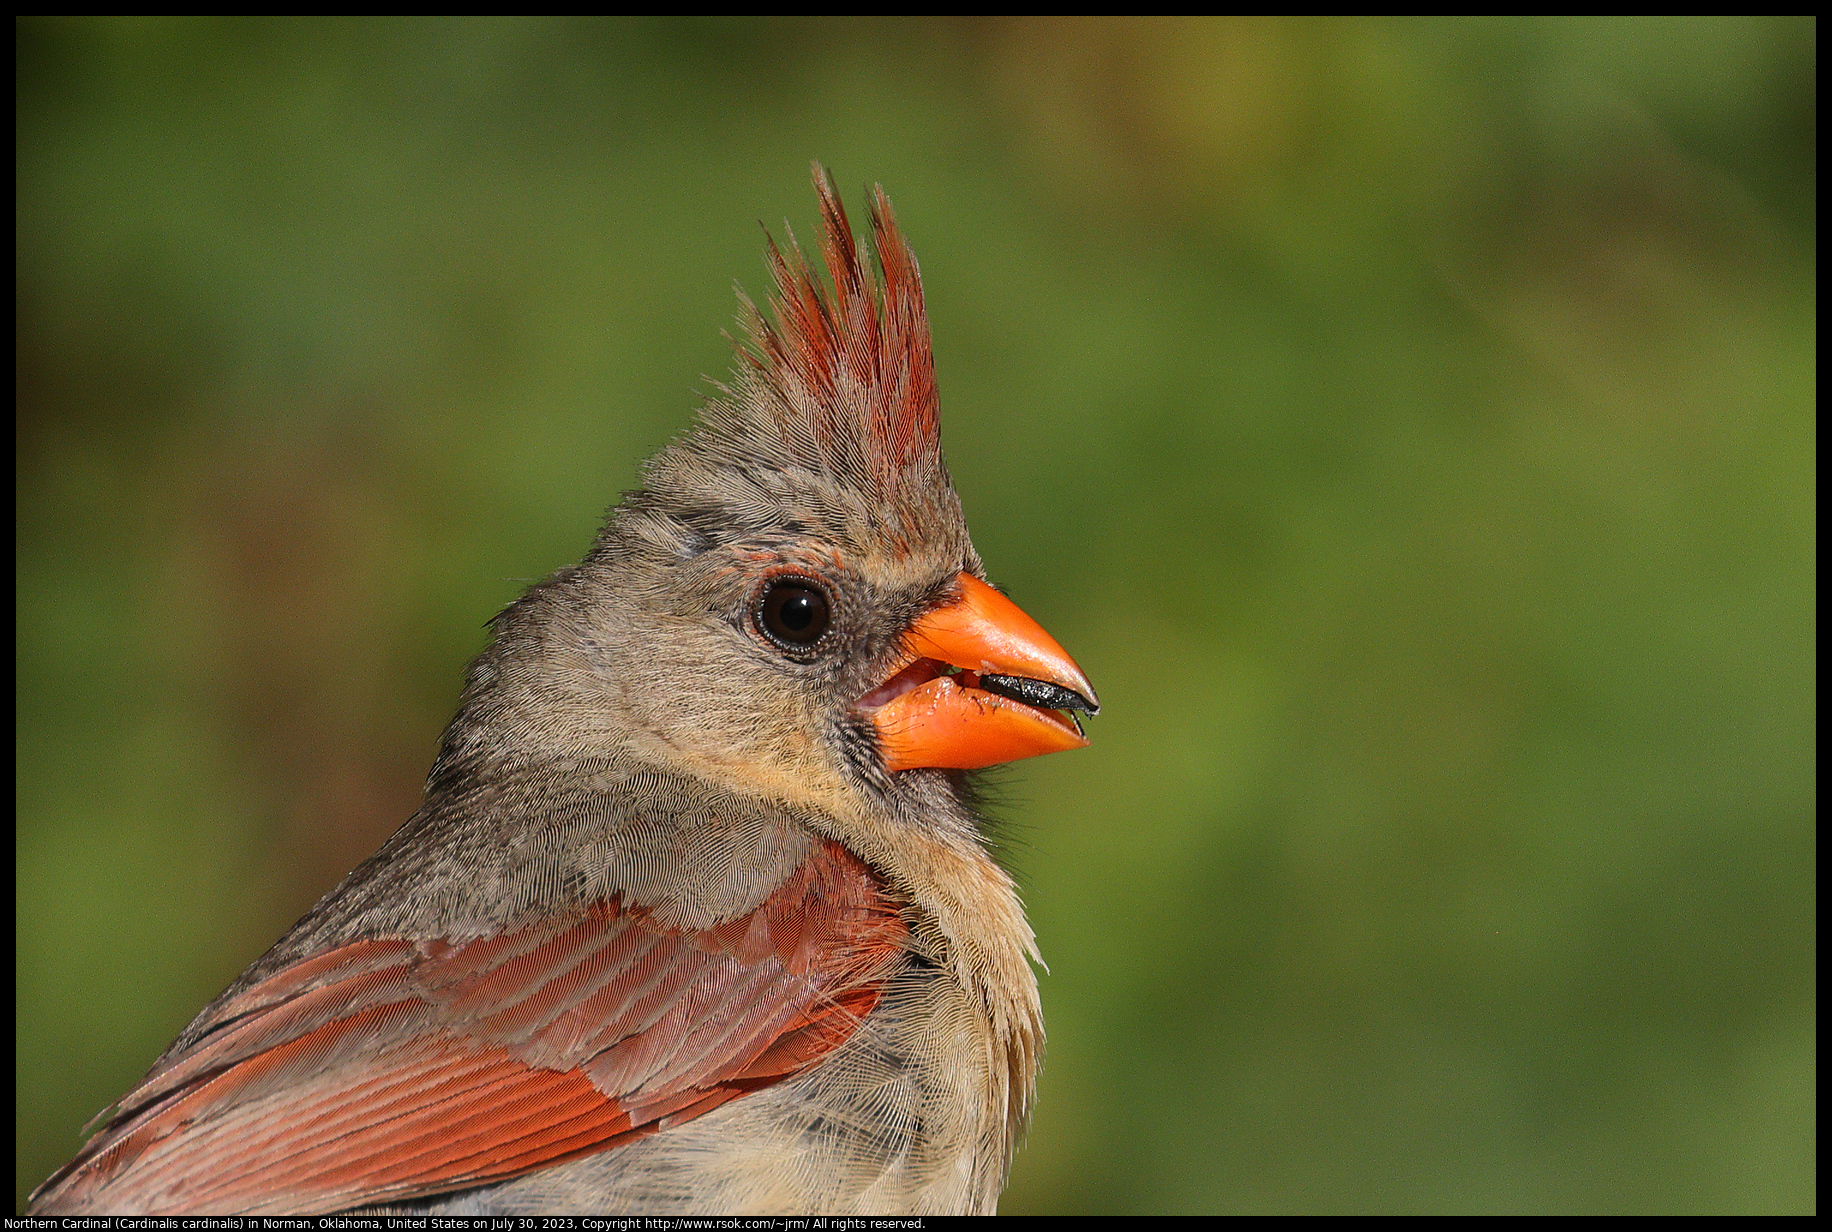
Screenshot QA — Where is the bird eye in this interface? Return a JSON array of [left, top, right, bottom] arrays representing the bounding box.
[[757, 579, 832, 650]]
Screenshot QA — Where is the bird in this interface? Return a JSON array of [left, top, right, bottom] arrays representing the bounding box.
[[29, 164, 1098, 1217]]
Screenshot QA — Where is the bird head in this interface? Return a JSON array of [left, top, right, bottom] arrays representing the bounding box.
[[442, 167, 1096, 822]]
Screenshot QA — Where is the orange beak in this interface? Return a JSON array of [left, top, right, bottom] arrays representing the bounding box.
[[861, 573, 1099, 772]]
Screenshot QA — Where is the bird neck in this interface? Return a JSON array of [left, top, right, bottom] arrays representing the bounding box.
[[814, 788, 1045, 1157]]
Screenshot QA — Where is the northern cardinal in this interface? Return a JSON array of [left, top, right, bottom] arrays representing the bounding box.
[[30, 165, 1097, 1217]]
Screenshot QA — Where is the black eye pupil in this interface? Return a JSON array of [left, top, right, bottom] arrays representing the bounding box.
[[779, 594, 817, 631], [760, 582, 830, 647]]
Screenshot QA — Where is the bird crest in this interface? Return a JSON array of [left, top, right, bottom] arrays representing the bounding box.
[[726, 164, 944, 507]]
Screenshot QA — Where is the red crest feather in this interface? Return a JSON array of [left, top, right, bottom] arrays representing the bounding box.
[[736, 163, 942, 501]]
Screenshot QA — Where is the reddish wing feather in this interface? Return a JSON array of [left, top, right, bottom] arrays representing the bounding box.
[[39, 841, 906, 1215]]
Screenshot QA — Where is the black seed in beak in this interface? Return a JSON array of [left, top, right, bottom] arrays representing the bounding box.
[[978, 674, 1100, 717]]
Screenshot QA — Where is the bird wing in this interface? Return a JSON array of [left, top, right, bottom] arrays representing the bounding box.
[[37, 839, 907, 1215]]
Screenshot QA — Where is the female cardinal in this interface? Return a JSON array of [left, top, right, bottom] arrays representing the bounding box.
[[30, 166, 1097, 1216]]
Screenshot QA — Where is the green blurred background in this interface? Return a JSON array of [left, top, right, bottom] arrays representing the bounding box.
[[16, 17, 1815, 1214]]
